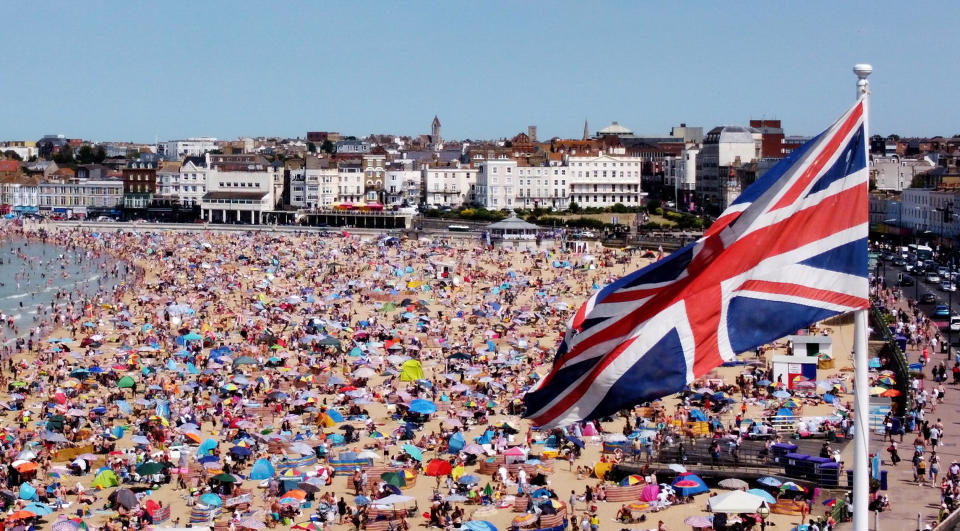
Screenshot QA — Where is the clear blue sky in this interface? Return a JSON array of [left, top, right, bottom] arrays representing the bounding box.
[[3, 1, 957, 143]]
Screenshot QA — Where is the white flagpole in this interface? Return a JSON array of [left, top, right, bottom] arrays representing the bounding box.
[[852, 63, 872, 531]]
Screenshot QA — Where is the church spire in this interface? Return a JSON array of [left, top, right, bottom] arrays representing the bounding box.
[[582, 119, 589, 141]]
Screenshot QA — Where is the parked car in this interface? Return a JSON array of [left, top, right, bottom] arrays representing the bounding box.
[[942, 281, 957, 293], [920, 292, 937, 304], [934, 304, 950, 317], [951, 315, 960, 332]]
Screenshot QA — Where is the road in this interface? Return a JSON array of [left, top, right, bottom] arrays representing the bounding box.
[[876, 258, 960, 346]]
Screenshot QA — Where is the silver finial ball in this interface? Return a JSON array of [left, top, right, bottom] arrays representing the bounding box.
[[853, 64, 873, 79]]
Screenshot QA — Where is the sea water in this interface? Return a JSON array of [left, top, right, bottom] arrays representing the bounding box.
[[0, 238, 124, 335]]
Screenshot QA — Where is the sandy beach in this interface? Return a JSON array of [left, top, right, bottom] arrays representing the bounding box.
[[0, 221, 864, 531]]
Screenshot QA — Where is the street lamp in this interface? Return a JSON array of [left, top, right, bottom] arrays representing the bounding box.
[[757, 501, 770, 531]]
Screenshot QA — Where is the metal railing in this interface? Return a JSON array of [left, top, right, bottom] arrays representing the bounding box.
[[869, 305, 913, 413]]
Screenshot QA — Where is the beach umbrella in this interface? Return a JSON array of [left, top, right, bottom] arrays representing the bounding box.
[[211, 473, 237, 483], [284, 489, 307, 501], [425, 459, 452, 477], [463, 521, 497, 531], [718, 478, 749, 490], [444, 494, 468, 502], [457, 474, 480, 485], [199, 493, 222, 507], [22, 503, 52, 517], [42, 432, 69, 443], [291, 523, 322, 531], [620, 475, 646, 486], [233, 356, 257, 367], [354, 495, 371, 506], [668, 463, 687, 473], [757, 477, 782, 487], [408, 399, 437, 415], [6, 510, 36, 521], [380, 472, 406, 488], [746, 489, 776, 503], [372, 494, 414, 505], [352, 367, 376, 378], [402, 444, 422, 461], [14, 462, 37, 474], [109, 488, 139, 510], [117, 376, 135, 389], [683, 516, 713, 527], [135, 462, 164, 476], [297, 481, 322, 494], [771, 390, 791, 399], [230, 446, 253, 457], [779, 482, 805, 493], [130, 435, 150, 446], [708, 490, 766, 513], [51, 519, 81, 531], [462, 444, 485, 455], [237, 517, 266, 530]]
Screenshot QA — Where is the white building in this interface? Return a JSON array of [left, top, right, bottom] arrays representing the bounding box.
[[385, 163, 422, 206], [337, 161, 364, 204], [422, 164, 477, 208], [901, 188, 960, 239], [290, 157, 338, 209], [476, 159, 517, 209], [515, 162, 569, 210], [177, 156, 211, 208], [872, 156, 935, 191], [565, 153, 645, 208], [38, 179, 123, 216], [0, 144, 37, 160], [696, 126, 759, 213], [0, 180, 40, 211], [201, 156, 281, 224], [162, 137, 218, 160], [663, 146, 699, 207]]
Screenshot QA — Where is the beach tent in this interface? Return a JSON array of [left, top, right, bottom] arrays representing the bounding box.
[[18, 482, 36, 501], [399, 360, 423, 382], [448, 432, 465, 453], [91, 469, 119, 489], [196, 438, 217, 457], [639, 484, 660, 502], [672, 473, 709, 496]]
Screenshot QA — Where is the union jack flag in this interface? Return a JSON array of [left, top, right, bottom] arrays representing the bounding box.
[[524, 100, 869, 428]]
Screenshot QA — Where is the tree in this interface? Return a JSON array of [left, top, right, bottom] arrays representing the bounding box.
[[2, 150, 22, 161], [321, 140, 334, 154], [94, 146, 106, 163], [307, 142, 316, 153], [53, 145, 74, 164], [568, 201, 580, 213], [76, 145, 95, 164]]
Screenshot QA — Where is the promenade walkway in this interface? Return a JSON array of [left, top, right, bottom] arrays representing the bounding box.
[[836, 293, 958, 530]]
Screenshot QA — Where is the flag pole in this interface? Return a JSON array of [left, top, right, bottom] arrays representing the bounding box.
[[852, 62, 873, 531]]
